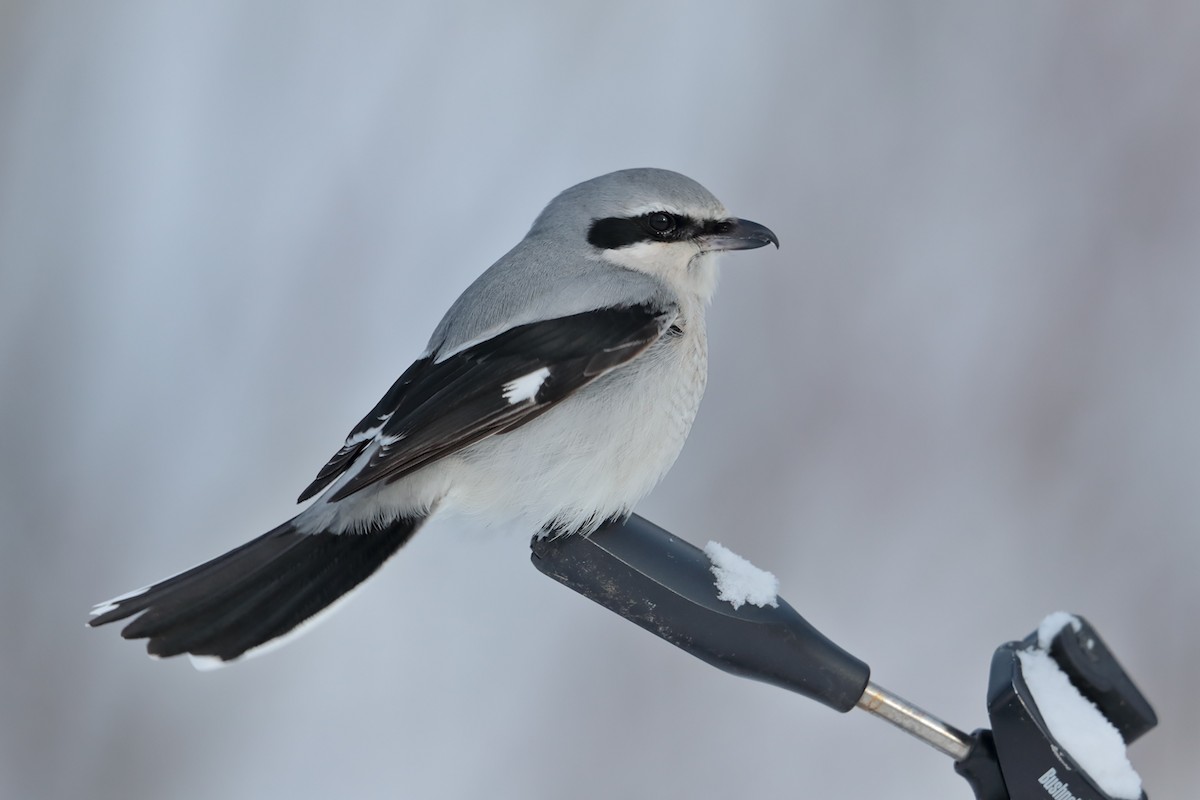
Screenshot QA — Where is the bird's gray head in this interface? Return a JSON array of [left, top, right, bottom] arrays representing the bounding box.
[[528, 168, 778, 303]]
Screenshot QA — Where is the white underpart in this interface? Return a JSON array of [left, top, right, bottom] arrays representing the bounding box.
[[1019, 644, 1142, 799], [440, 302, 704, 537], [294, 447, 450, 534], [502, 367, 550, 404], [704, 541, 779, 610], [185, 575, 375, 671]]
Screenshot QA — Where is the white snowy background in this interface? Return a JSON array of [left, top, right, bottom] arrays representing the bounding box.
[[3, 3, 1197, 798]]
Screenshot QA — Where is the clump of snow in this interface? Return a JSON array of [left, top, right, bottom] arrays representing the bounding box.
[[1019, 614, 1142, 800], [1036, 610, 1082, 649], [704, 541, 779, 610]]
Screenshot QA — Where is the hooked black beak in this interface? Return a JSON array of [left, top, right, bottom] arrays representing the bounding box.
[[701, 217, 780, 252]]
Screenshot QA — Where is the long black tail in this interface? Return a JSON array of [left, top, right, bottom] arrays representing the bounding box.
[[88, 516, 424, 667]]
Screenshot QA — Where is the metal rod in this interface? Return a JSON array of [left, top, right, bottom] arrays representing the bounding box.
[[855, 681, 974, 761]]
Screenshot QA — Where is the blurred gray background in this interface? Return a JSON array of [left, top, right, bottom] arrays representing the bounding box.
[[2, 2, 1197, 798]]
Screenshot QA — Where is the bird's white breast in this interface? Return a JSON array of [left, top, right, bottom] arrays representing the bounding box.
[[441, 304, 709, 535]]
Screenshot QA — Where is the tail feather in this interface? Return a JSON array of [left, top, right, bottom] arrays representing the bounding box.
[[89, 516, 424, 666]]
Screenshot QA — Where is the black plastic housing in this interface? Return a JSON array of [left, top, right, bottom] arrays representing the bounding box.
[[1022, 618, 1157, 745], [985, 615, 1154, 800]]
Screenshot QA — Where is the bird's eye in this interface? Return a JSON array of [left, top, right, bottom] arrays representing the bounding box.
[[646, 212, 677, 234]]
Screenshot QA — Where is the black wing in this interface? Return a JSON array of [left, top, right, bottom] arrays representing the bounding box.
[[297, 303, 677, 503]]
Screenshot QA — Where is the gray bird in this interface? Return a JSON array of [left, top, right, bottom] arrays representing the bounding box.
[[88, 167, 779, 668]]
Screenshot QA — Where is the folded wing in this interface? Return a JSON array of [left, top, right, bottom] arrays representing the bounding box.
[[298, 303, 678, 503]]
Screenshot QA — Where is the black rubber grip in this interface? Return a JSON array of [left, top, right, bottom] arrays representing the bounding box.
[[530, 513, 871, 712]]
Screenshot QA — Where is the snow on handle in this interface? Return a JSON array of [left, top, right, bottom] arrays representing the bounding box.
[[703, 541, 779, 610]]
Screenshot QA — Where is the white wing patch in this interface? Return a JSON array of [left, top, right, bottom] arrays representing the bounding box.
[[502, 367, 550, 405], [344, 413, 394, 447]]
